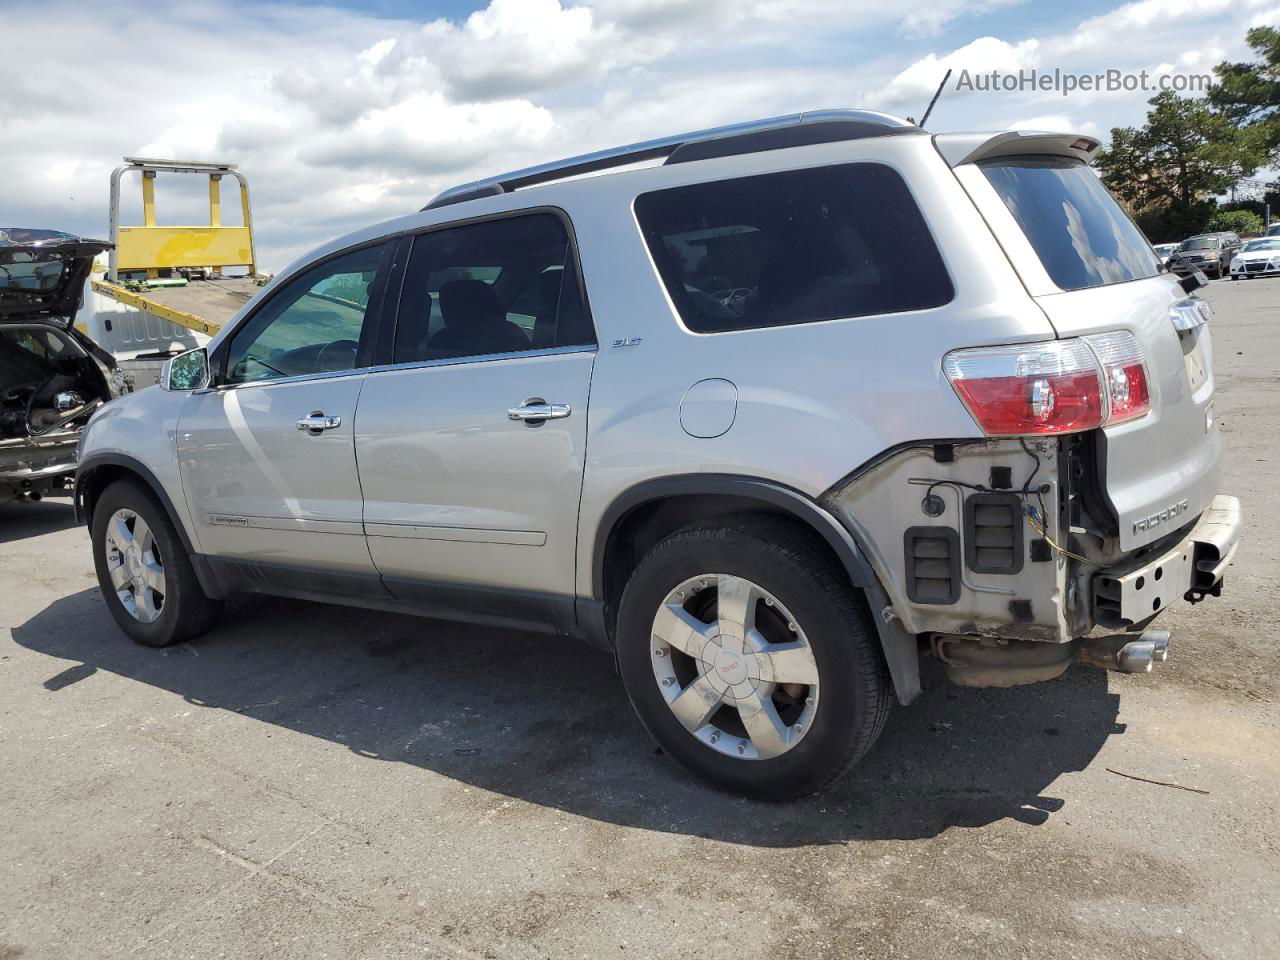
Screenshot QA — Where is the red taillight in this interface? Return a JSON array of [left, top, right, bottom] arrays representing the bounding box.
[[944, 334, 1150, 437], [1085, 331, 1151, 425]]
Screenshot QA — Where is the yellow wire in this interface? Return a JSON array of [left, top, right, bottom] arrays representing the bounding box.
[[1026, 511, 1091, 564]]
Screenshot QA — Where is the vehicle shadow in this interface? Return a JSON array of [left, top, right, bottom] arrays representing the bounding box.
[[13, 587, 1123, 846], [0, 495, 78, 545]]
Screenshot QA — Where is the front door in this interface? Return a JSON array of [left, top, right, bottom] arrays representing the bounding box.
[[176, 242, 390, 582], [354, 213, 596, 615]]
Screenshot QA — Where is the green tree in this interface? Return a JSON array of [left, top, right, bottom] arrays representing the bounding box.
[[1205, 208, 1265, 236], [1096, 91, 1257, 212], [1209, 26, 1280, 165]]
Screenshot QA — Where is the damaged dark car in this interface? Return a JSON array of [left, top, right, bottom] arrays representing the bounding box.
[[1, 228, 129, 501]]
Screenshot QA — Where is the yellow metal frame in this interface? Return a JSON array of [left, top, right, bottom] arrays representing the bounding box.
[[90, 279, 223, 336], [108, 157, 257, 281]]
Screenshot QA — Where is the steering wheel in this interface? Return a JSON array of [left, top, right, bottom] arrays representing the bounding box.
[[315, 339, 359, 372]]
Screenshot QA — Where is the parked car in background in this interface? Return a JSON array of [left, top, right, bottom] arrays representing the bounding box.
[[1229, 236, 1280, 279], [1265, 223, 1280, 237], [74, 111, 1239, 799], [1167, 233, 1239, 278], [1, 229, 129, 501], [1152, 242, 1178, 266]]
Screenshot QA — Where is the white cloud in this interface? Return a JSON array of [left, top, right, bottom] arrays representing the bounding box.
[[0, 0, 1273, 270], [885, 36, 1040, 105]]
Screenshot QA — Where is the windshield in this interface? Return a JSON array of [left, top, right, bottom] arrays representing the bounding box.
[[1241, 238, 1280, 252], [1180, 237, 1218, 251], [1153, 243, 1177, 255], [0, 254, 65, 291], [980, 157, 1159, 290]]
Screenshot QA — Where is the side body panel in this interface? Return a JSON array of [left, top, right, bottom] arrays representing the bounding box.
[[537, 135, 1058, 601], [355, 349, 595, 596], [174, 373, 375, 574]]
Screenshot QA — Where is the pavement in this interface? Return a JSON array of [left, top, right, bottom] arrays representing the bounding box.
[[1, 277, 1277, 960]]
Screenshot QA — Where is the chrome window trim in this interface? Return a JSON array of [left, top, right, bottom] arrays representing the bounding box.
[[205, 365, 370, 393], [366, 343, 596, 377]]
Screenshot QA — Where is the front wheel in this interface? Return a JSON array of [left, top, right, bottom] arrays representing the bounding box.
[[616, 517, 891, 799], [91, 479, 222, 647]]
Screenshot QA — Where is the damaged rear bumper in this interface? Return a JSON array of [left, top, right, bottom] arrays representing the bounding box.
[[1093, 495, 1241, 629]]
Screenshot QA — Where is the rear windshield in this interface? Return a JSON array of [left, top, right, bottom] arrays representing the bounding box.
[[634, 163, 953, 333], [980, 157, 1159, 291], [0, 254, 65, 291]]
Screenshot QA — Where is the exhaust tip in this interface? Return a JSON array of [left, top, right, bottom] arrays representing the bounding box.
[[1146, 629, 1170, 663], [1117, 640, 1155, 673]]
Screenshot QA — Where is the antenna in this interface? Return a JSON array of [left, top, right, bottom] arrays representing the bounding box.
[[919, 68, 953, 130]]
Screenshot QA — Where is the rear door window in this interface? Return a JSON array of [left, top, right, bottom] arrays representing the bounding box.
[[393, 213, 594, 363], [634, 163, 953, 333], [980, 157, 1159, 291]]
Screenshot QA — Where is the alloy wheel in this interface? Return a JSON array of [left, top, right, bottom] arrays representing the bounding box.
[[103, 508, 166, 623], [649, 573, 820, 760]]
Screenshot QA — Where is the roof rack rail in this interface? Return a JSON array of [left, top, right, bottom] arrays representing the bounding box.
[[423, 108, 915, 210]]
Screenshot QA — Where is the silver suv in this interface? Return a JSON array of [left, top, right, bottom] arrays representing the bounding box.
[[75, 110, 1241, 799]]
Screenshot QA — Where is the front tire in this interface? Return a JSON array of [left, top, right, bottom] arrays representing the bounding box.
[[91, 479, 222, 647], [616, 516, 891, 799]]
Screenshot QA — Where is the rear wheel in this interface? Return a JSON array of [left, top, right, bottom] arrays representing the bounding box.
[[616, 516, 891, 799], [91, 480, 222, 647]]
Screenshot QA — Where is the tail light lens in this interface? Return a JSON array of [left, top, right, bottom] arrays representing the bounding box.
[[944, 333, 1151, 437], [1084, 331, 1150, 425]]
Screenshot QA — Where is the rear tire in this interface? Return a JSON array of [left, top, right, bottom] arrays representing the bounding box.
[[616, 515, 891, 799], [91, 479, 222, 647]]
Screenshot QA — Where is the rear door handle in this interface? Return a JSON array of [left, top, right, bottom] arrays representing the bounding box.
[[507, 401, 571, 423], [296, 414, 342, 432]]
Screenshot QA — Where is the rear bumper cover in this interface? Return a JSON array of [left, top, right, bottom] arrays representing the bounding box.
[[1093, 494, 1240, 628]]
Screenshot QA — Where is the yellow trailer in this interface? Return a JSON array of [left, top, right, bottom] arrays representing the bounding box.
[[88, 157, 266, 349]]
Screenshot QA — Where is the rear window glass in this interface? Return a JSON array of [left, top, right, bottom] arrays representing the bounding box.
[[634, 163, 953, 333], [980, 157, 1159, 291]]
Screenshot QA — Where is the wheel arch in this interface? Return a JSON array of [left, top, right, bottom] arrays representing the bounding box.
[[590, 474, 921, 704], [75, 454, 222, 597]]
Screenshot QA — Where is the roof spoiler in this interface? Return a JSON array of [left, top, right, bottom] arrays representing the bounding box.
[[932, 131, 1101, 167]]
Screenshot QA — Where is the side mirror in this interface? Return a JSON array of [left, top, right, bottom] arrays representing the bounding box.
[[1179, 268, 1208, 295], [160, 348, 211, 391]]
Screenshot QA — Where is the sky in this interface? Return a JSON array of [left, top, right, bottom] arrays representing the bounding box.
[[3, 0, 1278, 271]]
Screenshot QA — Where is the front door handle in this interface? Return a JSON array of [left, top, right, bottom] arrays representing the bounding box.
[[508, 401, 571, 423], [296, 413, 342, 432]]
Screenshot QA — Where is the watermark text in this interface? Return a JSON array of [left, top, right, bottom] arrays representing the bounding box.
[[956, 68, 1211, 97]]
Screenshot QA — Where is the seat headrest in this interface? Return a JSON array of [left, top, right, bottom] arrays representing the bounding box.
[[438, 279, 504, 327]]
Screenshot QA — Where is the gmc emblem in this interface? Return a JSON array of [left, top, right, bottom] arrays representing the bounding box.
[[1133, 500, 1189, 536]]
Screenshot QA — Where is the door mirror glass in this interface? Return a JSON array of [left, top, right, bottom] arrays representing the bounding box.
[[161, 348, 210, 391]]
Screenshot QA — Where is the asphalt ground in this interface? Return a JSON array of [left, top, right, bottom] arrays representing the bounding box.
[[1, 276, 1276, 959]]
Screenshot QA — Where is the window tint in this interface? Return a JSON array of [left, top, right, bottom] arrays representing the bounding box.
[[634, 163, 952, 334], [225, 244, 384, 384], [0, 255, 64, 291], [981, 157, 1159, 291], [394, 213, 593, 363]]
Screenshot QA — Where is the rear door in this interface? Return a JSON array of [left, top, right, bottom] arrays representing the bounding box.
[[176, 242, 392, 582], [954, 155, 1218, 550], [354, 212, 596, 616]]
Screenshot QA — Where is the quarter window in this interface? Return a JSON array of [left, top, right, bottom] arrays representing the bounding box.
[[394, 213, 594, 363], [225, 244, 385, 385], [634, 163, 953, 333]]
